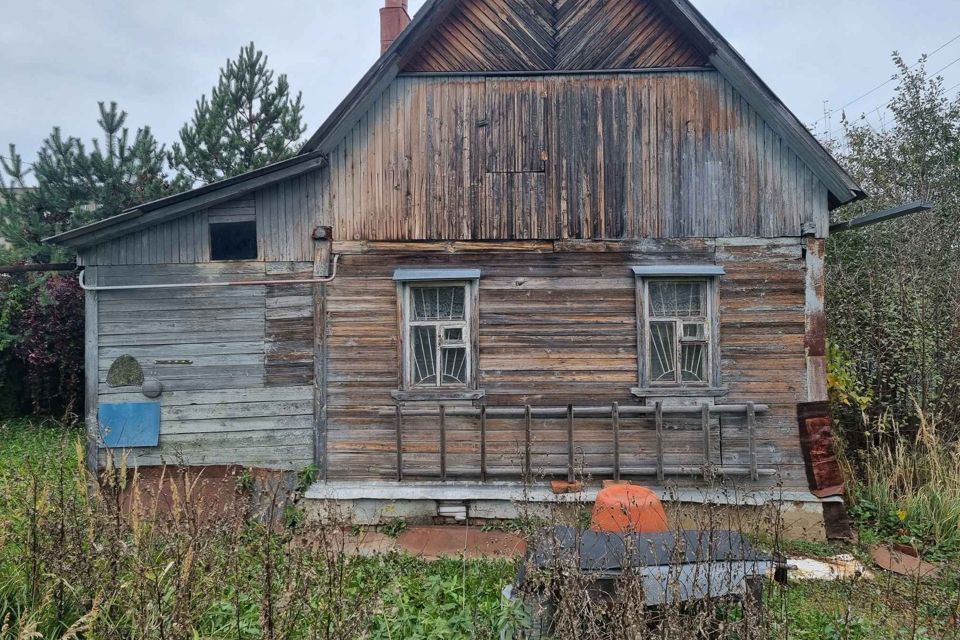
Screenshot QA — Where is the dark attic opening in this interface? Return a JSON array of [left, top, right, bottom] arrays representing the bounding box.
[[210, 220, 258, 261]]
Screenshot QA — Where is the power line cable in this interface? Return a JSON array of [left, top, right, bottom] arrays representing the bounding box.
[[826, 57, 960, 140], [815, 31, 960, 126], [930, 53, 960, 78]]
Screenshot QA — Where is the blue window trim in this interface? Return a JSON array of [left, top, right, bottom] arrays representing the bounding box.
[[393, 268, 481, 282]]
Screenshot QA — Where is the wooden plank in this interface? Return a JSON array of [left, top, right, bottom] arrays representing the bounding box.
[[163, 400, 313, 421], [439, 404, 447, 482], [566, 404, 575, 483], [747, 401, 758, 481], [804, 236, 827, 402], [701, 402, 711, 478], [655, 400, 664, 483], [85, 267, 100, 471], [524, 404, 532, 484], [98, 385, 310, 405], [314, 239, 328, 477], [480, 404, 487, 482], [396, 404, 404, 481], [612, 401, 621, 482], [307, 71, 832, 245]]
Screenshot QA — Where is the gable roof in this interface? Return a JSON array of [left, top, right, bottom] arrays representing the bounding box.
[[404, 0, 710, 72], [46, 150, 326, 248], [49, 0, 864, 249], [301, 0, 864, 209]]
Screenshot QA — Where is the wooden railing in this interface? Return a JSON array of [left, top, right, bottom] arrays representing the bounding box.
[[390, 401, 771, 484]]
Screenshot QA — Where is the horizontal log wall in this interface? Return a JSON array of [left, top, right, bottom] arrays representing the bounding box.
[[95, 262, 314, 469], [325, 238, 809, 487]]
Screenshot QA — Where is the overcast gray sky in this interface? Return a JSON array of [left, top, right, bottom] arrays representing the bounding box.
[[3, 0, 960, 174]]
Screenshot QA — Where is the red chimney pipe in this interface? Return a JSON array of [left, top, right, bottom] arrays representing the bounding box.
[[380, 0, 411, 54]]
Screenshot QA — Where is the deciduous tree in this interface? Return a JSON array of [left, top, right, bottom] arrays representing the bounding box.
[[828, 54, 960, 434]]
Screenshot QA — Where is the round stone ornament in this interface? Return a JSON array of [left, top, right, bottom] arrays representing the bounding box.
[[141, 378, 164, 399]]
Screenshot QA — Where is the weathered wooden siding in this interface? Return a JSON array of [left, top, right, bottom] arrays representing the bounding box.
[[95, 262, 314, 469], [326, 72, 829, 242], [81, 170, 326, 266], [79, 71, 830, 270], [76, 65, 831, 489], [266, 278, 315, 388], [323, 238, 808, 486], [404, 0, 708, 72]]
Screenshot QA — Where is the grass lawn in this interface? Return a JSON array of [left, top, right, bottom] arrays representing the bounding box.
[[0, 419, 957, 639]]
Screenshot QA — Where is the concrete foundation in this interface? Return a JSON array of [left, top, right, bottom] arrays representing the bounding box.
[[303, 481, 837, 541]]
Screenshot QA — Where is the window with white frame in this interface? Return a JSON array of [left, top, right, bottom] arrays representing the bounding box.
[[634, 266, 723, 391], [407, 284, 470, 386], [646, 280, 710, 384], [395, 270, 480, 391]]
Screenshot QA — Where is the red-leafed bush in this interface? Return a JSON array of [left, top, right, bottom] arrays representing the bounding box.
[[1, 273, 83, 418]]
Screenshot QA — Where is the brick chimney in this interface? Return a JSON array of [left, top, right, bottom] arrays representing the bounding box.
[[380, 0, 411, 54]]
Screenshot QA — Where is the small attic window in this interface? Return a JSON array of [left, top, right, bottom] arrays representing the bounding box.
[[210, 220, 258, 261]]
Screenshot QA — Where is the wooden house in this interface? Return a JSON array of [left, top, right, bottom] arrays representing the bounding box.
[[49, 0, 863, 526]]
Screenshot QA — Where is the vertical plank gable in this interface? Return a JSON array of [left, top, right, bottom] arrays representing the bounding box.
[[84, 71, 831, 265], [318, 72, 829, 244]]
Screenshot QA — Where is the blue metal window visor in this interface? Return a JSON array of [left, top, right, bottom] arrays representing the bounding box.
[[631, 265, 725, 277], [393, 268, 481, 282], [98, 402, 161, 448]]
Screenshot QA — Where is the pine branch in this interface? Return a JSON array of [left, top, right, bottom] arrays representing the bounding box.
[[169, 41, 307, 184]]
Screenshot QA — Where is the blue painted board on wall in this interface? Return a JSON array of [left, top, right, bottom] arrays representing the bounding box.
[[98, 402, 161, 448]]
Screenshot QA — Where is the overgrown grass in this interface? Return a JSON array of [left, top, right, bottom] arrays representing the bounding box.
[[775, 564, 960, 639], [0, 420, 520, 639], [1, 419, 958, 638], [844, 408, 960, 561], [0, 417, 81, 480]]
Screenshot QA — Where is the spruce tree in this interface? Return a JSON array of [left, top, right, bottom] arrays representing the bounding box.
[[170, 42, 307, 185], [0, 101, 183, 264]]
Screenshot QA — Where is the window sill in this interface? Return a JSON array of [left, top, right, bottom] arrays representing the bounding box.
[[631, 387, 729, 399], [391, 389, 486, 403]]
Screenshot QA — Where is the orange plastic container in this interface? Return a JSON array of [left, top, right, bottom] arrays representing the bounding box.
[[590, 485, 669, 534]]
